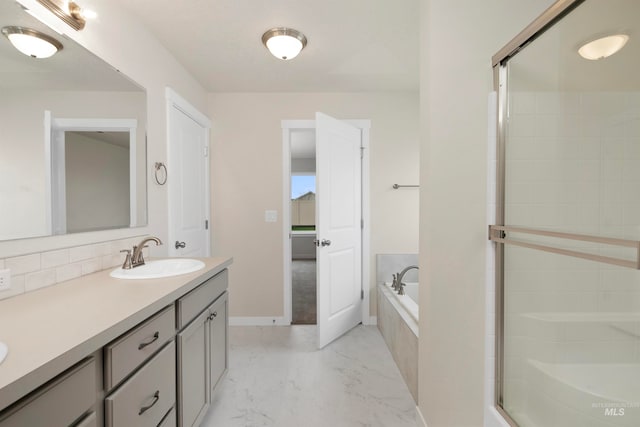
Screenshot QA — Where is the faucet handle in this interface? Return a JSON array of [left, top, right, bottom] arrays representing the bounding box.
[[398, 282, 406, 295], [120, 249, 132, 270], [136, 245, 149, 264]]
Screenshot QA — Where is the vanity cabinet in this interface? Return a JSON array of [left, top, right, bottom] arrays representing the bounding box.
[[104, 305, 175, 391], [176, 271, 229, 427], [207, 294, 228, 395], [176, 309, 209, 427], [0, 262, 230, 427], [105, 342, 176, 427], [0, 357, 97, 427]]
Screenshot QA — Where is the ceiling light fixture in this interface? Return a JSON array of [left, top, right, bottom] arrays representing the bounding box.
[[262, 27, 307, 60], [35, 0, 87, 31], [578, 34, 629, 60], [1, 26, 63, 59]]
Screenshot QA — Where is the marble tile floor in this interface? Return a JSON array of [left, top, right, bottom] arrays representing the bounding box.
[[201, 325, 418, 427]]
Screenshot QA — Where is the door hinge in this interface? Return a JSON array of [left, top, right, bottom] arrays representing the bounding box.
[[204, 146, 209, 157], [361, 219, 364, 229], [360, 146, 364, 159], [361, 289, 364, 300], [205, 220, 209, 230]]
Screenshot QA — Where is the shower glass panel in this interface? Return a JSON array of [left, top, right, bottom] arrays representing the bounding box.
[[498, 0, 640, 426]]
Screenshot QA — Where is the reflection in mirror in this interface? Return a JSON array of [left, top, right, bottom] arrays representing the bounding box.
[[0, 1, 147, 242]]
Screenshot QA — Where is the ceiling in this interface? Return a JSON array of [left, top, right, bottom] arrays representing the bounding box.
[[116, 0, 420, 93]]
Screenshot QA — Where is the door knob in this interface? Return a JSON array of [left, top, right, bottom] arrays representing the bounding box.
[[175, 241, 186, 249], [321, 239, 331, 247]]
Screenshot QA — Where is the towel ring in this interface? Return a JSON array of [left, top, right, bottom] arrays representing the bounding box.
[[154, 162, 167, 185]]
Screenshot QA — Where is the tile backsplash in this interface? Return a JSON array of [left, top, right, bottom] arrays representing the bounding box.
[[0, 237, 148, 301]]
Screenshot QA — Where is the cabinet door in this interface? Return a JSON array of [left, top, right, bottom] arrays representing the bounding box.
[[0, 358, 96, 427], [208, 292, 228, 397], [177, 310, 209, 427]]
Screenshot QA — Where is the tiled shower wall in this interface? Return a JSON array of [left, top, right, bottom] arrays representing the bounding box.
[[503, 91, 640, 412], [0, 236, 147, 301]]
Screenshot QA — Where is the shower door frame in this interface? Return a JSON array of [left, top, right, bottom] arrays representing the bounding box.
[[491, 0, 586, 425]]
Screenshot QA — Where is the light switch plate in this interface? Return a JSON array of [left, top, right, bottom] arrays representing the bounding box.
[[0, 269, 10, 291], [265, 210, 278, 223]]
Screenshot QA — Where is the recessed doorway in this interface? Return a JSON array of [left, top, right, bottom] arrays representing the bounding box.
[[291, 152, 317, 324], [282, 115, 372, 349]]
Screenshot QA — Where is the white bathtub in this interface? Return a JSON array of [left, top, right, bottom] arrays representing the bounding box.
[[384, 282, 418, 322], [521, 359, 640, 427]]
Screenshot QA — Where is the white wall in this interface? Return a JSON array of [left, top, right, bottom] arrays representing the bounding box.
[[209, 92, 419, 318], [0, 0, 207, 259], [65, 132, 130, 233], [418, 1, 554, 425], [0, 90, 145, 241]]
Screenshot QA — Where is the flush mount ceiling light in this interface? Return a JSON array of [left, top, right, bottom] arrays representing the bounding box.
[[578, 34, 629, 60], [262, 27, 307, 60], [1, 26, 63, 59]]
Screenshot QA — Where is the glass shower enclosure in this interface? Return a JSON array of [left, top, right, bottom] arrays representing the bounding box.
[[491, 0, 640, 426]]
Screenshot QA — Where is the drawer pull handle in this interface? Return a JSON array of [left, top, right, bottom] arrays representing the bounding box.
[[138, 332, 160, 350], [139, 390, 160, 415]]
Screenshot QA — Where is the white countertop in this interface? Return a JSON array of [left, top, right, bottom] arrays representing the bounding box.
[[0, 256, 232, 411]]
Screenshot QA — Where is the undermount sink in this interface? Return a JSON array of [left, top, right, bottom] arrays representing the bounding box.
[[110, 258, 205, 280], [0, 342, 7, 365]]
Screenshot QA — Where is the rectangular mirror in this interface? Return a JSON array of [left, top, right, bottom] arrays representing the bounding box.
[[0, 1, 147, 241]]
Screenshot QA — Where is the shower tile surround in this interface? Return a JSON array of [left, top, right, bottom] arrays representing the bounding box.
[[376, 254, 419, 403], [501, 91, 640, 423], [0, 237, 148, 300]]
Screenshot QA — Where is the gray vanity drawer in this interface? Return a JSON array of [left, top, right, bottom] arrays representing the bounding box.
[[104, 305, 175, 390], [105, 341, 176, 427], [74, 411, 97, 427], [0, 357, 96, 427], [158, 407, 176, 427], [177, 269, 228, 329]]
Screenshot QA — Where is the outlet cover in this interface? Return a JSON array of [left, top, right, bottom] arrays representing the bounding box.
[[0, 269, 10, 291]]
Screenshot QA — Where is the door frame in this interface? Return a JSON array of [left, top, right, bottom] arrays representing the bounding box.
[[281, 118, 372, 326], [166, 87, 212, 257], [46, 114, 139, 235]]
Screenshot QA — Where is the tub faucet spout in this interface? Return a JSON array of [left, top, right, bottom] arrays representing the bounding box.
[[395, 265, 419, 294]]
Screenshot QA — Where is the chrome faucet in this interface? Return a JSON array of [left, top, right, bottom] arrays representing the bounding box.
[[395, 265, 418, 295], [121, 236, 163, 269]]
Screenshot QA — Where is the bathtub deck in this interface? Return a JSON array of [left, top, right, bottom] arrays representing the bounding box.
[[377, 284, 419, 403]]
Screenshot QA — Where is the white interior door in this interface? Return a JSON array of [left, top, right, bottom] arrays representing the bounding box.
[[167, 92, 210, 258], [316, 112, 362, 349]]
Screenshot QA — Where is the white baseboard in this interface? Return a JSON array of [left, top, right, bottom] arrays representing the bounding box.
[[364, 316, 377, 325], [229, 317, 290, 326], [416, 406, 428, 427], [230, 316, 377, 327]]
